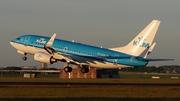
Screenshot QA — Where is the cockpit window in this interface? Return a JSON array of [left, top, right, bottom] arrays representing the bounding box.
[[16, 37, 21, 40]]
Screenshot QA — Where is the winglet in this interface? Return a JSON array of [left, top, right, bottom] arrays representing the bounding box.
[[44, 33, 56, 54], [45, 33, 56, 48]]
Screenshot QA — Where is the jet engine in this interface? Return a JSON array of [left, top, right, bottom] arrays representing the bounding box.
[[34, 52, 56, 64]]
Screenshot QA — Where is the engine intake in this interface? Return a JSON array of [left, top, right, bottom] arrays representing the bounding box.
[[34, 52, 56, 64]]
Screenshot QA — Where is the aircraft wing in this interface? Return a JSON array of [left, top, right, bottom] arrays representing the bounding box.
[[44, 34, 91, 66], [44, 34, 133, 65]]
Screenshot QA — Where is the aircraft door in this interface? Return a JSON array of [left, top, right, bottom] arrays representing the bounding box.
[[63, 47, 68, 53], [24, 36, 30, 45], [113, 54, 119, 65]]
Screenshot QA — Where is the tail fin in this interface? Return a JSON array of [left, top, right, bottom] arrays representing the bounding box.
[[110, 20, 161, 57]]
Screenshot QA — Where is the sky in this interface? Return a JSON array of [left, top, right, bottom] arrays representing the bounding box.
[[0, 0, 179, 68]]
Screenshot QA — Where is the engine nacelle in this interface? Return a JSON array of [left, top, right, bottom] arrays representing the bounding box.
[[34, 52, 56, 64]]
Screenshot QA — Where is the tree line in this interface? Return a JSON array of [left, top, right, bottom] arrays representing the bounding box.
[[121, 65, 180, 73], [0, 66, 58, 70], [1, 65, 180, 74]]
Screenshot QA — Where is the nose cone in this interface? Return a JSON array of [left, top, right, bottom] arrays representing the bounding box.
[[10, 41, 19, 50], [10, 36, 22, 49], [10, 41, 15, 47], [10, 39, 17, 48], [10, 41, 13, 46]]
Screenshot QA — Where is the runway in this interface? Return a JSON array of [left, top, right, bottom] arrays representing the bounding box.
[[1, 82, 180, 86]]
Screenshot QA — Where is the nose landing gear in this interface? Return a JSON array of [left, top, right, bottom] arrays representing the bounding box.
[[22, 56, 27, 61], [22, 53, 27, 61]]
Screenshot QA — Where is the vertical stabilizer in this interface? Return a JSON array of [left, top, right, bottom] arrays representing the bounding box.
[[110, 20, 160, 57]]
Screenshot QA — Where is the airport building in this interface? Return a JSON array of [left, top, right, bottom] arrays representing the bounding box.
[[59, 68, 120, 79], [0, 67, 120, 78], [40, 63, 47, 69]]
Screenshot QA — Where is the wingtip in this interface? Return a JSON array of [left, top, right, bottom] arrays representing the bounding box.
[[153, 20, 161, 23]]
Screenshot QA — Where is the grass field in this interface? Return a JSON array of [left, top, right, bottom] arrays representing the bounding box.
[[0, 73, 180, 101], [0, 78, 180, 100], [0, 84, 180, 98]]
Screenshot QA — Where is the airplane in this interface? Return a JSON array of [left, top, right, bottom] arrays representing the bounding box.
[[10, 20, 173, 73]]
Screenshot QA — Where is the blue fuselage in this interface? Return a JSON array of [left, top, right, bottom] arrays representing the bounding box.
[[11, 34, 148, 68]]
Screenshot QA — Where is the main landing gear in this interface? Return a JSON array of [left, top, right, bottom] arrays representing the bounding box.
[[64, 66, 72, 72], [81, 67, 89, 73], [63, 63, 72, 73], [22, 53, 27, 61], [63, 63, 89, 73]]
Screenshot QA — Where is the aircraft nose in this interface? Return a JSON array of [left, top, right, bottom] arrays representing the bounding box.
[[10, 41, 14, 46], [10, 40, 19, 49]]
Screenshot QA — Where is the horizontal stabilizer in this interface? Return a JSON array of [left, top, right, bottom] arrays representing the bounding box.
[[139, 58, 174, 62]]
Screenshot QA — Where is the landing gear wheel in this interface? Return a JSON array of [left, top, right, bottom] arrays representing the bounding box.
[[22, 56, 27, 61], [81, 67, 89, 73], [64, 67, 72, 73]]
